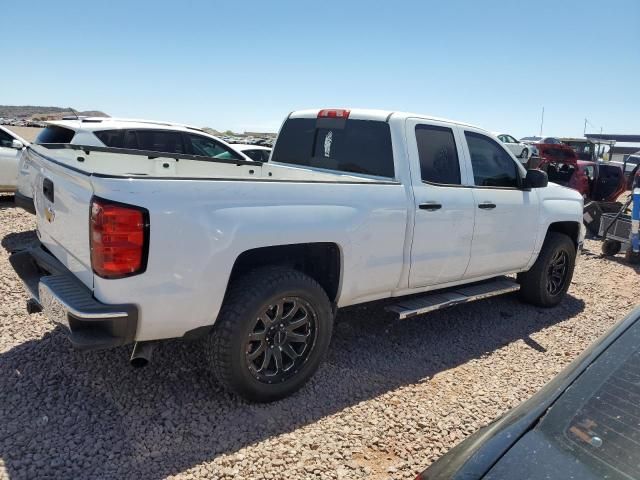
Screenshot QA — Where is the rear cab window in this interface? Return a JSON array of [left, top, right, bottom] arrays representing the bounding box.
[[35, 126, 76, 144], [271, 116, 395, 178]]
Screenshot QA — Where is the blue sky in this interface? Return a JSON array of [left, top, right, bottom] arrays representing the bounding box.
[[4, 0, 639, 137]]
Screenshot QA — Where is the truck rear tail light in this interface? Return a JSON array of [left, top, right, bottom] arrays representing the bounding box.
[[317, 109, 350, 119], [90, 197, 149, 279]]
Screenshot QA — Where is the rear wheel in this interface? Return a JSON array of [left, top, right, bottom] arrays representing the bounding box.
[[518, 232, 576, 307], [520, 148, 529, 159], [601, 239, 622, 256], [207, 266, 334, 402]]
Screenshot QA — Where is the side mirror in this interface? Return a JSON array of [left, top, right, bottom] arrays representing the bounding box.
[[524, 169, 548, 188], [11, 139, 24, 149]]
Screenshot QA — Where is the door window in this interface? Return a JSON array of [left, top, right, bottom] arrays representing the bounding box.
[[94, 129, 124, 148], [185, 134, 242, 160], [415, 124, 461, 185], [465, 131, 520, 188], [0, 129, 14, 148], [243, 149, 270, 162], [123, 130, 185, 154]]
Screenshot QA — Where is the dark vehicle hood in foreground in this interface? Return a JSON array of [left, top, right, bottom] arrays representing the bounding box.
[[418, 306, 640, 480]]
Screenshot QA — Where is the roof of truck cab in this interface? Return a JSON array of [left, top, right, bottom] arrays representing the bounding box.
[[289, 108, 481, 130], [45, 117, 205, 133]]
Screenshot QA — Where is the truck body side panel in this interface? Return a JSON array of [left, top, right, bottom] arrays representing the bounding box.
[[90, 177, 409, 340]]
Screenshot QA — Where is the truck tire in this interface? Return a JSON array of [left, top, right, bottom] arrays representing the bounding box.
[[601, 239, 622, 256], [517, 232, 576, 308], [207, 266, 334, 402]]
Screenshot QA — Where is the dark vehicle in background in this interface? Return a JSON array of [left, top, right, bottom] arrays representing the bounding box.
[[536, 143, 626, 202], [417, 306, 640, 480], [612, 151, 640, 189]]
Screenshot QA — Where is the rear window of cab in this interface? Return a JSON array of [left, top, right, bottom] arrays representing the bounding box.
[[271, 118, 395, 178]]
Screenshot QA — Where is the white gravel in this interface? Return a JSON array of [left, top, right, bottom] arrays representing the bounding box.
[[0, 193, 637, 479]]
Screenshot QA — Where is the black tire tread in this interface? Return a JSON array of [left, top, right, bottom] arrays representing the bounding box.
[[518, 232, 576, 308], [207, 266, 332, 401]]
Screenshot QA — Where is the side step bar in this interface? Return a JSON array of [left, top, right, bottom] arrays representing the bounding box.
[[386, 277, 520, 320]]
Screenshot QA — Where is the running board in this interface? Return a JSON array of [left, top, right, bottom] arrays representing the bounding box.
[[386, 277, 520, 320]]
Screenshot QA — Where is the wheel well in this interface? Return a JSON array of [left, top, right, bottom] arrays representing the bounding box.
[[228, 243, 341, 303], [548, 221, 580, 247]]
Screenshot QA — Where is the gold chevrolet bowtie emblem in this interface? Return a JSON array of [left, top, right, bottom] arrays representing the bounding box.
[[45, 206, 55, 223]]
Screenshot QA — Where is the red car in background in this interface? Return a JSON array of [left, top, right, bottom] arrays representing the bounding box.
[[534, 142, 626, 202]]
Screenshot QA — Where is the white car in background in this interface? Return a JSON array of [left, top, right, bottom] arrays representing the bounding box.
[[0, 125, 28, 193], [494, 133, 531, 161], [16, 118, 254, 213]]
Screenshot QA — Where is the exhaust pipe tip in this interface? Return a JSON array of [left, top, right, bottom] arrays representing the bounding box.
[[130, 342, 155, 368], [130, 356, 149, 368]]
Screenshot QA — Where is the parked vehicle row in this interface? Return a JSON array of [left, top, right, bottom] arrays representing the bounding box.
[[0, 125, 28, 193], [14, 118, 271, 213], [10, 107, 584, 402]]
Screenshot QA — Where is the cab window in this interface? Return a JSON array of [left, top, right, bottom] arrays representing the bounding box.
[[465, 131, 520, 188], [415, 124, 461, 185], [185, 134, 242, 160]]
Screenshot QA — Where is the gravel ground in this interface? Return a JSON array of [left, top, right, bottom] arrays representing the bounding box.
[[0, 193, 638, 480]]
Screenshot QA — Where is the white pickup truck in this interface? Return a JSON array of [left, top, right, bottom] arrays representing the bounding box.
[[11, 108, 584, 402]]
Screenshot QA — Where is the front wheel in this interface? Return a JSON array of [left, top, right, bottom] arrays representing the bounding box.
[[518, 232, 576, 307], [207, 266, 334, 402]]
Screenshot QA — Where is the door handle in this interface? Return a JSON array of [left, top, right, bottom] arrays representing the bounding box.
[[419, 202, 442, 211], [478, 202, 496, 210]]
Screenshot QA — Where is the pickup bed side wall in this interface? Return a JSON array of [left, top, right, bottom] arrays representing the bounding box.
[[90, 177, 409, 341]]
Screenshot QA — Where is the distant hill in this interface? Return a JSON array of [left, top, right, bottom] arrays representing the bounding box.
[[0, 105, 109, 121]]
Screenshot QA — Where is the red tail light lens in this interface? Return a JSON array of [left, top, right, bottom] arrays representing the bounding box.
[[90, 197, 149, 279], [317, 109, 350, 119]]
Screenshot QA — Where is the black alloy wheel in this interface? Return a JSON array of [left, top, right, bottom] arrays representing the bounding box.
[[546, 250, 569, 295], [245, 297, 317, 384]]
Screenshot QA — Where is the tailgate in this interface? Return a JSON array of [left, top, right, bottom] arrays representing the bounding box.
[[30, 147, 94, 288]]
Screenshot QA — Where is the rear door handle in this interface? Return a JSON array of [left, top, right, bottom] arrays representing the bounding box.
[[478, 202, 496, 210], [419, 202, 442, 211]]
